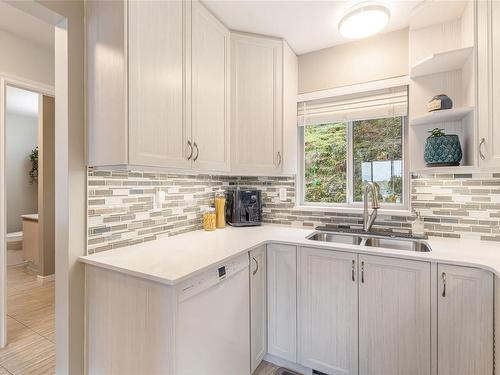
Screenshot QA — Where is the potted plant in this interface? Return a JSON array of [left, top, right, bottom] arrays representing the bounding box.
[[29, 147, 38, 184], [424, 128, 462, 167]]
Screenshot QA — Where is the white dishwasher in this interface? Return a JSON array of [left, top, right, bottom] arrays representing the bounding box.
[[177, 253, 250, 375]]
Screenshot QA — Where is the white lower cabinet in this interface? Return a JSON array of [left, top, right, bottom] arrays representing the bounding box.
[[437, 264, 493, 375], [298, 247, 358, 375], [358, 255, 431, 375], [250, 245, 267, 373], [267, 243, 297, 362]]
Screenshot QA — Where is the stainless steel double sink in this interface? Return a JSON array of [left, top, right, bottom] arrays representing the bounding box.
[[306, 230, 432, 252]]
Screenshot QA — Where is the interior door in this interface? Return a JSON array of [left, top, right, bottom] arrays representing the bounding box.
[[358, 254, 431, 375], [128, 0, 191, 169], [298, 247, 358, 375], [437, 264, 493, 375], [191, 0, 230, 172]]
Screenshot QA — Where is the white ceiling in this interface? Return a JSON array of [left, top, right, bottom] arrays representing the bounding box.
[[204, 0, 422, 55], [0, 1, 53, 50], [6, 86, 39, 118]]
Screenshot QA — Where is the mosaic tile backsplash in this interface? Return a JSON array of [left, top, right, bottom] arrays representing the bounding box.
[[87, 169, 500, 253]]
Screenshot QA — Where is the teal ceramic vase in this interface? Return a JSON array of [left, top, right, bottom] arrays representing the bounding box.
[[424, 134, 462, 167]]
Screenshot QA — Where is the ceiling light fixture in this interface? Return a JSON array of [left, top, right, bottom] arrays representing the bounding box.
[[339, 3, 390, 39]]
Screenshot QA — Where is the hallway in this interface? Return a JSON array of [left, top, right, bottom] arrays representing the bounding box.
[[0, 267, 54, 374]]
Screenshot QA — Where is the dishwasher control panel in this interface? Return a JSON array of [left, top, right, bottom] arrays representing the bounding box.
[[177, 253, 249, 302]]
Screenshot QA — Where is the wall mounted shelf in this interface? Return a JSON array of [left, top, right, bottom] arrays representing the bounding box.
[[410, 107, 474, 126], [410, 46, 473, 78], [411, 165, 478, 175]]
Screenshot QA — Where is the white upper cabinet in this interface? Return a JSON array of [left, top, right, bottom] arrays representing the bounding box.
[[358, 255, 431, 375], [298, 247, 358, 375], [128, 0, 190, 169], [86, 0, 230, 172], [85, 0, 127, 166], [478, 0, 500, 169], [191, 0, 230, 172], [437, 264, 493, 375], [231, 33, 284, 175]]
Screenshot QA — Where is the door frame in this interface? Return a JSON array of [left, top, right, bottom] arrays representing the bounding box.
[[0, 74, 54, 347]]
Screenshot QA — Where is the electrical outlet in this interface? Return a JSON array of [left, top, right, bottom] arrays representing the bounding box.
[[279, 187, 287, 201]]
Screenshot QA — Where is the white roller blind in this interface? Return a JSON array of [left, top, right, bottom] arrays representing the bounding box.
[[297, 86, 408, 126]]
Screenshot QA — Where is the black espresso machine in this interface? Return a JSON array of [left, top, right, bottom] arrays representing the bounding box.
[[225, 189, 262, 227]]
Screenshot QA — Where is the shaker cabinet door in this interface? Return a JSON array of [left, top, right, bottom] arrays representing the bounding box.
[[298, 247, 358, 375], [191, 0, 230, 172], [267, 243, 297, 362], [437, 264, 493, 375], [231, 33, 283, 174], [128, 0, 191, 169], [358, 255, 431, 375], [478, 0, 500, 169], [250, 245, 267, 373]]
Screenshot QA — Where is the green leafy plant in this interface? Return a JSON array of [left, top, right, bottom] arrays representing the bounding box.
[[29, 147, 38, 184], [428, 128, 446, 137]]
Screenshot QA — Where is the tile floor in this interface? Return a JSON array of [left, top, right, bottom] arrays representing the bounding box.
[[0, 267, 55, 374]]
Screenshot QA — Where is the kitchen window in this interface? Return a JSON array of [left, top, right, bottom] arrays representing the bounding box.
[[298, 85, 409, 210]]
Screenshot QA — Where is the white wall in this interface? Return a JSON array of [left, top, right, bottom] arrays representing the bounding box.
[[0, 29, 54, 86], [6, 111, 38, 233], [298, 28, 409, 93]]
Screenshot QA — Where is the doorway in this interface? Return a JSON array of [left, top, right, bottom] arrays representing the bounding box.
[[1, 80, 55, 374]]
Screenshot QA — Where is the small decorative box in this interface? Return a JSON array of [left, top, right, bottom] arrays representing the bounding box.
[[427, 94, 453, 112]]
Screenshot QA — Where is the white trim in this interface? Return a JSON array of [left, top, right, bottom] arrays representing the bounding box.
[[297, 115, 410, 212], [297, 76, 410, 103], [37, 273, 55, 281], [0, 75, 54, 348]]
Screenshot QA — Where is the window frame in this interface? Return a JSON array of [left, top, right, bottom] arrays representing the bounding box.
[[297, 116, 410, 211]]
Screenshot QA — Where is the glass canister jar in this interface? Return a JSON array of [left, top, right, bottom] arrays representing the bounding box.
[[215, 191, 226, 229], [203, 207, 216, 231]]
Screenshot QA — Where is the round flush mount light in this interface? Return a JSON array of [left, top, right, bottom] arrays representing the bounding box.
[[339, 3, 390, 39]]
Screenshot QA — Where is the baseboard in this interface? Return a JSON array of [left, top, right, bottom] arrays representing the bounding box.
[[37, 273, 55, 281], [263, 354, 312, 375], [7, 261, 28, 269]]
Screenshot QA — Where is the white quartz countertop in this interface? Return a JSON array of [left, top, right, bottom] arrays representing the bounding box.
[[79, 224, 500, 285]]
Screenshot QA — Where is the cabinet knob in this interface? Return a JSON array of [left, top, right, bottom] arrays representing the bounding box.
[[193, 142, 199, 162], [187, 141, 193, 160], [479, 138, 486, 160], [351, 260, 355, 282], [361, 261, 365, 283], [277, 151, 282, 166]]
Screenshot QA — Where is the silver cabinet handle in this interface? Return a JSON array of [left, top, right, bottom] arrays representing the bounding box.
[[193, 142, 199, 162], [351, 260, 355, 282], [277, 151, 282, 166], [361, 261, 365, 283], [252, 257, 258, 276], [479, 138, 486, 160], [441, 272, 446, 297], [187, 140, 193, 160]]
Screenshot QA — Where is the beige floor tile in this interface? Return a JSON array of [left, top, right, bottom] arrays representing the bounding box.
[[253, 361, 280, 375], [0, 267, 55, 375]]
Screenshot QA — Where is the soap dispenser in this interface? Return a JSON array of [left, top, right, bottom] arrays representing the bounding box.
[[412, 209, 425, 238]]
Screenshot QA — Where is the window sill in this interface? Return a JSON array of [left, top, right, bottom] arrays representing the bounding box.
[[293, 205, 412, 217]]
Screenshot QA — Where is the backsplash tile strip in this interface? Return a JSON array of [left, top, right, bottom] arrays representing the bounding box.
[[87, 169, 500, 254]]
